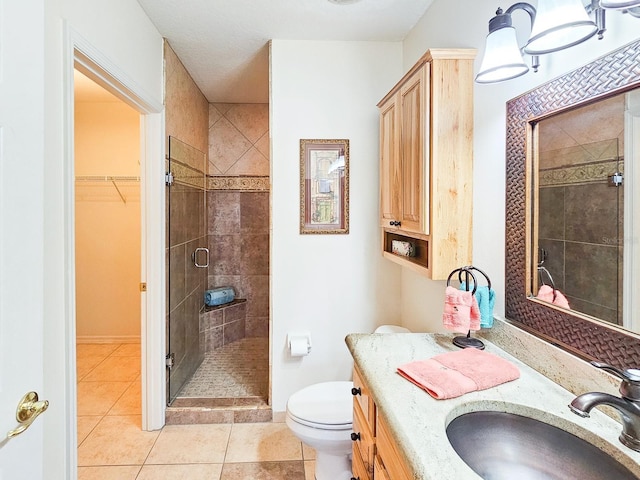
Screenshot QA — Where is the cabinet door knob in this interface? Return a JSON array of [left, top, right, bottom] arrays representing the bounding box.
[[389, 220, 402, 227], [351, 387, 361, 396], [351, 432, 361, 441]]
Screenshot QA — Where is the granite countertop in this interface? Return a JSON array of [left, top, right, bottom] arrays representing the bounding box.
[[345, 333, 640, 479]]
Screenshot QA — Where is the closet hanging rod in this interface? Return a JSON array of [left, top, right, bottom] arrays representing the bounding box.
[[74, 175, 140, 182]]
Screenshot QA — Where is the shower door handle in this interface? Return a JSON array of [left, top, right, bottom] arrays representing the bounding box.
[[192, 247, 209, 268]]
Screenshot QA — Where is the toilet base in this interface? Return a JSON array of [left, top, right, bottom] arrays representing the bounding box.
[[314, 450, 352, 480]]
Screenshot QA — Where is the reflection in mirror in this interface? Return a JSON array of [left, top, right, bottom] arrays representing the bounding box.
[[532, 93, 625, 326]]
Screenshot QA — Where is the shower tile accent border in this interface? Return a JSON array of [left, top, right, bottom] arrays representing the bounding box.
[[539, 158, 622, 187], [169, 160, 207, 190], [207, 175, 270, 191]]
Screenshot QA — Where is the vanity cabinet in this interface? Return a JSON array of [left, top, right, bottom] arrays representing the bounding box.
[[352, 366, 412, 480], [378, 48, 476, 280], [352, 366, 376, 480]]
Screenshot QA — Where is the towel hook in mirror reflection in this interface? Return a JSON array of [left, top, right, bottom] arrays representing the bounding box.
[[537, 265, 557, 302]]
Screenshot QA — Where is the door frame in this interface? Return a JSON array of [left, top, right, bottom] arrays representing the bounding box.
[[63, 24, 166, 455]]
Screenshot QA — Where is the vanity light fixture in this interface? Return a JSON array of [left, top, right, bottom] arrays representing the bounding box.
[[600, 0, 640, 8], [476, 3, 539, 83], [524, 0, 598, 54], [600, 0, 640, 17], [476, 0, 640, 83]]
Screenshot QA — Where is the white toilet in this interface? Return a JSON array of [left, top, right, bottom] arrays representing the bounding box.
[[285, 324, 410, 480]]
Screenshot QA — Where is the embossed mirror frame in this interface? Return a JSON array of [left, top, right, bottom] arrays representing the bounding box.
[[505, 39, 640, 369]]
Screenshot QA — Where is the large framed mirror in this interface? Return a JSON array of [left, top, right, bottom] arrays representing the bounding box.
[[505, 39, 640, 369]]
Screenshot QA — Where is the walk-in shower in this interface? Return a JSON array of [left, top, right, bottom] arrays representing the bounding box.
[[166, 135, 270, 421]]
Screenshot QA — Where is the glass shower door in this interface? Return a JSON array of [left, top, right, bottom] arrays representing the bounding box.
[[166, 136, 207, 405]]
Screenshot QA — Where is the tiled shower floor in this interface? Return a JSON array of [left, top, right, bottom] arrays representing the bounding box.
[[177, 337, 268, 400]]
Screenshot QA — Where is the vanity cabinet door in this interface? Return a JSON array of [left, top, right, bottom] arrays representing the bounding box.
[[352, 390, 375, 478], [398, 63, 428, 235], [378, 64, 428, 235], [353, 366, 375, 426], [352, 366, 375, 479], [379, 93, 401, 229]]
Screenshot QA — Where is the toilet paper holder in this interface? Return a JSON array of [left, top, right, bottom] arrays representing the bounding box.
[[287, 332, 312, 356]]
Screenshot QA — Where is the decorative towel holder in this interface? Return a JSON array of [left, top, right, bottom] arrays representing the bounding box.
[[446, 265, 492, 350]]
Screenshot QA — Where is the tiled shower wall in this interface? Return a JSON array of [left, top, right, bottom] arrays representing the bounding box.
[[207, 103, 270, 340]]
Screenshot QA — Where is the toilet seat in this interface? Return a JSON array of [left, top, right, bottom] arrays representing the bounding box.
[[286, 381, 353, 430]]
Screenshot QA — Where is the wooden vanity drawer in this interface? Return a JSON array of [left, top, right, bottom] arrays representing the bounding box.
[[352, 441, 371, 480], [376, 414, 413, 480], [353, 366, 376, 428], [374, 454, 391, 480], [353, 398, 375, 478]]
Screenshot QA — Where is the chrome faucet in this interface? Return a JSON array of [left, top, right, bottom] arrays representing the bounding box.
[[569, 361, 640, 452]]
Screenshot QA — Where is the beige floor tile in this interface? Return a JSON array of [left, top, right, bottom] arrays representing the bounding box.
[[146, 424, 232, 464], [304, 460, 315, 480], [82, 355, 140, 382], [77, 415, 102, 445], [77, 466, 141, 480], [225, 423, 302, 463], [137, 463, 223, 480], [302, 443, 315, 460], [76, 343, 119, 359], [220, 461, 305, 480], [111, 343, 141, 357], [108, 380, 140, 415], [77, 355, 107, 380], [77, 415, 160, 466], [77, 381, 131, 416]]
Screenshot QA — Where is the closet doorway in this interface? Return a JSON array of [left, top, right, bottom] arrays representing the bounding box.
[[74, 69, 142, 443]]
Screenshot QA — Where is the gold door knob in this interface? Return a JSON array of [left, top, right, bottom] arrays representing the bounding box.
[[6, 391, 49, 438]]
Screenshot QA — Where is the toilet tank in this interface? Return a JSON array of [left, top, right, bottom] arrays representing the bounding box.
[[374, 325, 410, 334]]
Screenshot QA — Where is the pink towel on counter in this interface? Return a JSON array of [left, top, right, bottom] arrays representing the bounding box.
[[397, 348, 520, 400], [442, 286, 481, 333], [536, 285, 570, 309]]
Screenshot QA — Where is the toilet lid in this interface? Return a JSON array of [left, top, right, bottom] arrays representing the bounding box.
[[287, 381, 353, 427]]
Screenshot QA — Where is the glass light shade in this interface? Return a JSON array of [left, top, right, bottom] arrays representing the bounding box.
[[600, 0, 640, 7], [524, 0, 598, 55], [476, 27, 529, 83]]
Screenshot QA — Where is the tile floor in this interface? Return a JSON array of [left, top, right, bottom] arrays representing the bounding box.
[[77, 343, 315, 480]]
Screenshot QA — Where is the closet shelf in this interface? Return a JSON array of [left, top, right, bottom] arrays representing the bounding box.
[[75, 176, 139, 204]]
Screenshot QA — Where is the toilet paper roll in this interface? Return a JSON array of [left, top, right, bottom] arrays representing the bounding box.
[[289, 336, 310, 357]]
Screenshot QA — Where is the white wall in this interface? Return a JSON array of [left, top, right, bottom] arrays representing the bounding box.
[[399, 0, 640, 333], [270, 40, 403, 411], [75, 101, 141, 341], [42, 0, 163, 476]]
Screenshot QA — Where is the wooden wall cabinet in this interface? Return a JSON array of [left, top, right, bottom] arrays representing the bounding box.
[[378, 49, 476, 280], [351, 366, 412, 480]]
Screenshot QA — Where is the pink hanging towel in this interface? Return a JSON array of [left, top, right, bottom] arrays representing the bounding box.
[[442, 286, 481, 333], [536, 285, 570, 309]]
